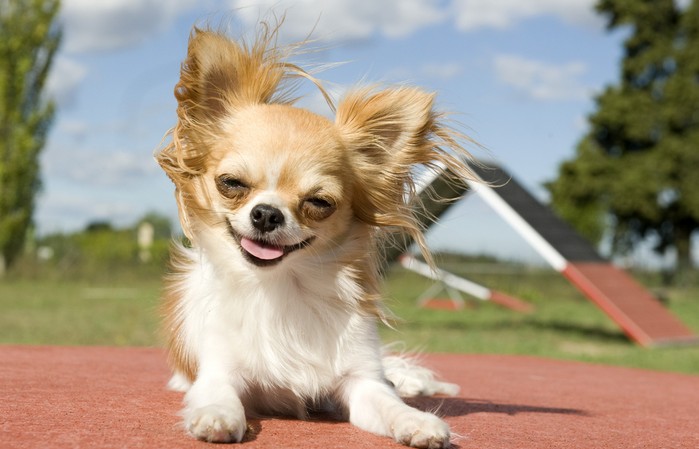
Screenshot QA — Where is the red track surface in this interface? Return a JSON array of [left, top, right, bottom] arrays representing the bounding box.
[[2, 345, 697, 449]]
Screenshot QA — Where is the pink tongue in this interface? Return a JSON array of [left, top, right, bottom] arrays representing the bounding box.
[[240, 237, 284, 260]]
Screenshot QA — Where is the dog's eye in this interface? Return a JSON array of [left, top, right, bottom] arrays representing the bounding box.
[[302, 197, 336, 220], [216, 175, 248, 197], [306, 197, 333, 209]]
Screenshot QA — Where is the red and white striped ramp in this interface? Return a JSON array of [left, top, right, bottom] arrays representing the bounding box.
[[399, 254, 533, 313], [467, 162, 697, 347]]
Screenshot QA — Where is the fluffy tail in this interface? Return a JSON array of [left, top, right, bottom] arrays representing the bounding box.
[[382, 349, 460, 398]]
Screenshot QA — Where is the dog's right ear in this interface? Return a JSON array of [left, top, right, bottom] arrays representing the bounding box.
[[155, 26, 291, 241], [175, 30, 240, 120], [174, 28, 285, 124], [158, 27, 287, 180]]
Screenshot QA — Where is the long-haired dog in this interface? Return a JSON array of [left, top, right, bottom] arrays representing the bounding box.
[[156, 22, 476, 449]]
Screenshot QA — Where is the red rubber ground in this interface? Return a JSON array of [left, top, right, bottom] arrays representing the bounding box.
[[1, 345, 697, 448]]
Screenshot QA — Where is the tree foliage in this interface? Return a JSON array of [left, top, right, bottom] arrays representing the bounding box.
[[12, 213, 173, 281], [0, 0, 61, 274], [547, 0, 699, 273]]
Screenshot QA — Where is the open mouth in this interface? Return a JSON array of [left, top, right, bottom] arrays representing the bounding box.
[[227, 222, 314, 267]]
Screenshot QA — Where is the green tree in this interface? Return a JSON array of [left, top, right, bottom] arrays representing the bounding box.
[[0, 0, 61, 275], [547, 0, 699, 275]]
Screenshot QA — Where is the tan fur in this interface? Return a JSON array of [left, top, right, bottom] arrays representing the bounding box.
[[157, 24, 302, 239], [155, 23, 476, 385], [159, 244, 198, 381], [336, 86, 477, 266]]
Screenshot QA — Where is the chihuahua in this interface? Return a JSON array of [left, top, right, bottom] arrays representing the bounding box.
[[156, 23, 475, 449]]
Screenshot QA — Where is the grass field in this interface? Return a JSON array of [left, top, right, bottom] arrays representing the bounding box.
[[0, 279, 162, 347], [1, 262, 698, 375], [381, 265, 699, 375]]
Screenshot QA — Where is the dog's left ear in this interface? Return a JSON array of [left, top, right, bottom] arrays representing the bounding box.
[[335, 87, 442, 229], [335, 87, 436, 170], [335, 86, 474, 262]]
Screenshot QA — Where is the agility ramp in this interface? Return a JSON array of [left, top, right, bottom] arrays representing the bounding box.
[[382, 168, 532, 312], [467, 162, 697, 347], [384, 162, 697, 346], [399, 254, 533, 312]]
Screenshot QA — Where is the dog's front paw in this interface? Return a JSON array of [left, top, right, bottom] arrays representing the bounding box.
[[186, 404, 247, 443], [393, 411, 451, 449]]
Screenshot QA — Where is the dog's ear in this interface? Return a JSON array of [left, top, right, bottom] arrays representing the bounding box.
[[174, 28, 284, 123], [335, 87, 436, 169], [335, 87, 440, 227], [156, 27, 290, 240], [158, 27, 287, 182], [335, 87, 474, 262]]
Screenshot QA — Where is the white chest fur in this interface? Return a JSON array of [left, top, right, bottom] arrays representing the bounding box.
[[175, 246, 382, 413]]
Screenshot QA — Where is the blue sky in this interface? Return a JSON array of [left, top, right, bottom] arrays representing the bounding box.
[[40, 0, 631, 263]]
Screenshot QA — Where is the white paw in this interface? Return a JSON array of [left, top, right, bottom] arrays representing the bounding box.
[[393, 411, 451, 449], [185, 404, 247, 443], [382, 354, 460, 398]]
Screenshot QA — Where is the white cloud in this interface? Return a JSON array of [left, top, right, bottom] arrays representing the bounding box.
[[43, 147, 158, 187], [231, 0, 445, 42], [60, 0, 204, 53], [35, 191, 147, 233], [421, 62, 463, 80], [61, 0, 445, 52], [451, 0, 601, 31], [56, 0, 605, 54], [36, 143, 177, 233], [56, 119, 89, 141], [46, 57, 87, 107], [377, 61, 464, 83], [494, 54, 590, 101]]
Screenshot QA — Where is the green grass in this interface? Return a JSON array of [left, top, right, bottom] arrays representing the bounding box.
[[380, 266, 699, 375], [1, 262, 698, 375], [0, 279, 162, 346]]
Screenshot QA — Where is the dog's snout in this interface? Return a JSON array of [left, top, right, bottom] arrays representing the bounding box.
[[250, 204, 285, 233]]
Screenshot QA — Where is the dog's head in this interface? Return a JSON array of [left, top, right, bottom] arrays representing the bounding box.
[[180, 101, 354, 268], [157, 26, 474, 270]]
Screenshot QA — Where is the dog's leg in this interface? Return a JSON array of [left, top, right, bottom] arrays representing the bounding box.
[[180, 328, 246, 443], [341, 377, 451, 449], [183, 372, 246, 443], [167, 371, 192, 392]]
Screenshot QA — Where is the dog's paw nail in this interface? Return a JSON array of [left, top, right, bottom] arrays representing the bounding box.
[[186, 404, 246, 443]]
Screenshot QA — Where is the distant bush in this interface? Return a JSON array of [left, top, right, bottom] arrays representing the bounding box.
[[10, 214, 174, 281]]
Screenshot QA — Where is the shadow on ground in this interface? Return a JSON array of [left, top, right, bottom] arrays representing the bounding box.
[[523, 320, 627, 342], [405, 396, 590, 418]]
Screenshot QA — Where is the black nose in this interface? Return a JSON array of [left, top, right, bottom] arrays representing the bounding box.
[[250, 204, 285, 233]]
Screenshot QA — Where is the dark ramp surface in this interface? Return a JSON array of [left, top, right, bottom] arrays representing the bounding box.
[[470, 163, 602, 262], [470, 162, 697, 346]]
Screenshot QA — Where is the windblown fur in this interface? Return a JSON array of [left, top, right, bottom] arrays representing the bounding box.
[[156, 22, 475, 449]]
